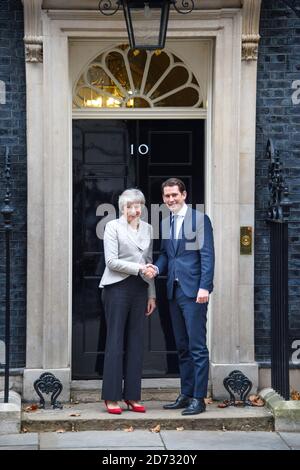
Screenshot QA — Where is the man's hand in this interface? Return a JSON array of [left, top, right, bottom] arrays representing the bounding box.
[[142, 264, 158, 279], [146, 298, 156, 316], [196, 288, 209, 304]]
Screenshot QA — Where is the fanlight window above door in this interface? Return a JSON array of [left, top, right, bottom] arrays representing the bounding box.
[[73, 45, 203, 109]]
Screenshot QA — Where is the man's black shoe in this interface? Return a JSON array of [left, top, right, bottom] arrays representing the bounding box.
[[163, 394, 191, 410], [181, 398, 206, 415]]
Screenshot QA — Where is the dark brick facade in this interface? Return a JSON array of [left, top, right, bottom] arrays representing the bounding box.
[[255, 0, 300, 364], [0, 0, 26, 368]]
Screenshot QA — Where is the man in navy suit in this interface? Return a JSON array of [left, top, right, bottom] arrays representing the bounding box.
[[151, 178, 215, 415]]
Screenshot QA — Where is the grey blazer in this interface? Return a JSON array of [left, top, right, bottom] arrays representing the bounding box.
[[99, 216, 156, 299]]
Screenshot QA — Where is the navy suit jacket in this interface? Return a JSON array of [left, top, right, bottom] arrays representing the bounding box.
[[155, 208, 215, 300]]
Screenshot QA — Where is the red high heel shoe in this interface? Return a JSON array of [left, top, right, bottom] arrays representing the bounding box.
[[104, 400, 122, 414], [125, 400, 146, 413]]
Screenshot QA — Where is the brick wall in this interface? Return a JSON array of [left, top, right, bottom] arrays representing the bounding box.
[[0, 0, 26, 368], [255, 0, 300, 364]]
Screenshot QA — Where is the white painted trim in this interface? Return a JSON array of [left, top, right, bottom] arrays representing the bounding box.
[[46, 9, 241, 22], [204, 40, 214, 352], [72, 108, 208, 119]]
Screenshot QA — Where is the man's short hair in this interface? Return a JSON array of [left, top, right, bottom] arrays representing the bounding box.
[[161, 178, 186, 194]]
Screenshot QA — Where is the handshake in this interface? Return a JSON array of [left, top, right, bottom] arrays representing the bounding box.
[[140, 263, 158, 279]]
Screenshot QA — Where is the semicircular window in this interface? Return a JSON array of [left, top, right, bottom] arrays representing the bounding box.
[[73, 45, 203, 109]]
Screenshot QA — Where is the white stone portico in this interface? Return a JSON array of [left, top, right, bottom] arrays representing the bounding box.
[[22, 0, 261, 400]]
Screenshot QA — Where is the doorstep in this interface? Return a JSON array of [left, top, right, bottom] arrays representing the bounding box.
[[21, 400, 274, 433], [71, 379, 181, 403]]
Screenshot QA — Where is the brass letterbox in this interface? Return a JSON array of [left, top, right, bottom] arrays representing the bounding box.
[[240, 226, 252, 255]]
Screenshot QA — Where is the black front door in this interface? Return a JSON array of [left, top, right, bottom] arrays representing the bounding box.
[[72, 119, 204, 379]]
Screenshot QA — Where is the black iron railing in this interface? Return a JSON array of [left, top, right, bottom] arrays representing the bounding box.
[[1, 146, 14, 403], [266, 139, 291, 400]]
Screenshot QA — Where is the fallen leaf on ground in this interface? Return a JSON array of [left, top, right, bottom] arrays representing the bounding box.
[[150, 424, 161, 433], [248, 395, 264, 407], [291, 389, 300, 400], [69, 413, 81, 417], [234, 400, 244, 407], [218, 400, 230, 408], [24, 404, 39, 412], [73, 401, 79, 404], [124, 426, 134, 432], [56, 429, 66, 433], [176, 427, 184, 431]]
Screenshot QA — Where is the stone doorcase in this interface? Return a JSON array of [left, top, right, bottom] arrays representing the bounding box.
[[22, 0, 262, 401]]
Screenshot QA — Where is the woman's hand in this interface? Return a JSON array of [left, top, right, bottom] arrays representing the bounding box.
[[139, 264, 157, 279], [146, 298, 156, 316]]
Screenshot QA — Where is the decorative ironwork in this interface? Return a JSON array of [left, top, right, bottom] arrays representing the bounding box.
[[33, 372, 63, 409], [223, 370, 253, 406], [1, 147, 13, 230], [98, 0, 196, 16], [267, 139, 291, 223], [1, 146, 14, 403], [98, 1, 195, 50], [266, 139, 291, 401], [173, 0, 194, 14], [98, 0, 120, 16]]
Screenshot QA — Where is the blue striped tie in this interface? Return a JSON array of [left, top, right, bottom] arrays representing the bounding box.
[[171, 214, 178, 250]]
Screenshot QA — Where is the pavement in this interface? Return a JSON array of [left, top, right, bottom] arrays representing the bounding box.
[[0, 429, 299, 450]]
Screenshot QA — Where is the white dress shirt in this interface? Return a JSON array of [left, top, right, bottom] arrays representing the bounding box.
[[173, 203, 188, 239]]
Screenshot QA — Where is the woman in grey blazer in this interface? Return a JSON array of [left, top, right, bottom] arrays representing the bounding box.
[[100, 189, 156, 414]]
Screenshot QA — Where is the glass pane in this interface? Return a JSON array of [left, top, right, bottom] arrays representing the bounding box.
[[77, 87, 100, 108], [128, 49, 147, 91], [105, 51, 130, 91], [150, 66, 189, 99], [173, 54, 183, 64], [77, 87, 122, 108], [87, 65, 112, 88], [129, 7, 161, 48], [155, 87, 201, 107], [128, 97, 150, 108], [144, 51, 170, 94], [192, 74, 198, 85]]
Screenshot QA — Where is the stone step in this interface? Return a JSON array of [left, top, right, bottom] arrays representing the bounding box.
[[22, 401, 274, 433], [71, 388, 179, 403], [70, 379, 180, 403]]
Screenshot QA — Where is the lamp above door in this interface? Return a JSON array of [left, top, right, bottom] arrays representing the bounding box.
[[98, 0, 195, 50]]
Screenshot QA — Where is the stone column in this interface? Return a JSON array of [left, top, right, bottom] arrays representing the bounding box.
[[22, 2, 71, 401], [210, 0, 262, 398]]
